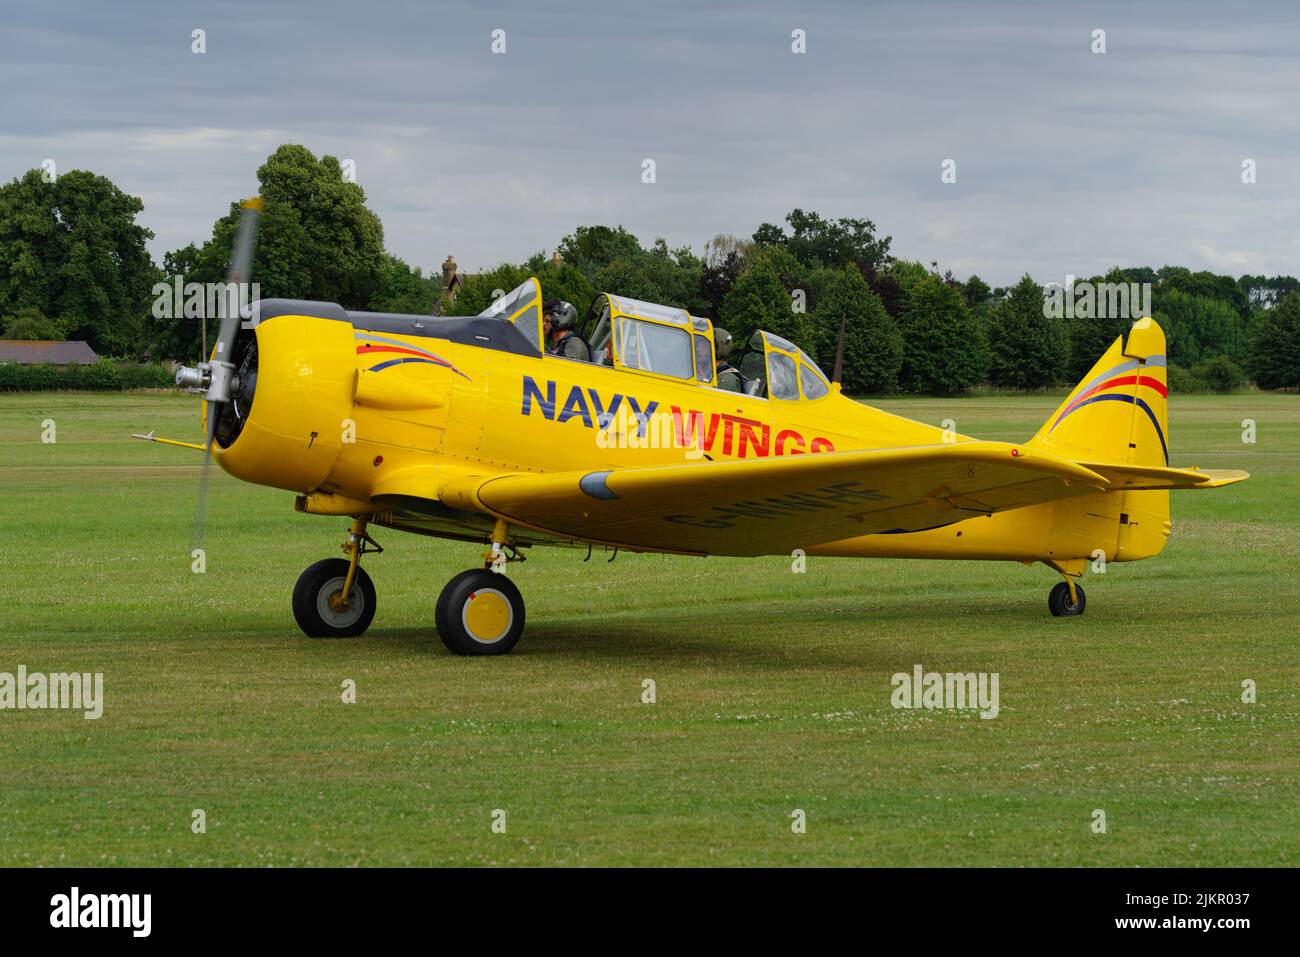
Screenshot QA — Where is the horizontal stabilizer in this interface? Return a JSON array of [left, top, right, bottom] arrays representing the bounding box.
[[1080, 461, 1250, 491]]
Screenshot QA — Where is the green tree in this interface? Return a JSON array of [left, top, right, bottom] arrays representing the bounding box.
[[898, 273, 988, 394], [719, 256, 810, 354], [810, 266, 902, 394], [588, 241, 705, 314], [1165, 362, 1206, 394], [184, 198, 313, 310], [800, 265, 841, 354], [700, 249, 747, 320], [756, 244, 809, 298], [592, 257, 666, 305], [884, 259, 932, 297], [1191, 355, 1246, 393], [259, 146, 383, 306], [444, 263, 534, 316], [556, 225, 643, 280], [1, 306, 65, 340], [1247, 291, 1300, 390], [526, 253, 598, 326], [149, 243, 207, 361], [1152, 288, 1247, 365], [1065, 268, 1135, 379], [513, 227, 708, 321], [751, 222, 786, 248], [1160, 269, 1249, 318], [1120, 266, 1159, 286], [637, 240, 707, 312], [0, 168, 157, 354], [751, 209, 892, 272], [864, 262, 905, 319], [369, 255, 440, 314], [963, 274, 993, 311], [1239, 274, 1300, 311], [987, 274, 1067, 389], [190, 145, 384, 309]]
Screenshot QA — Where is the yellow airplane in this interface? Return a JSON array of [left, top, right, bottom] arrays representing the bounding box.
[[152, 202, 1248, 655]]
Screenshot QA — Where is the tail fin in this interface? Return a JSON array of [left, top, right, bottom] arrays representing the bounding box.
[[1030, 317, 1168, 466], [1028, 317, 1171, 561]]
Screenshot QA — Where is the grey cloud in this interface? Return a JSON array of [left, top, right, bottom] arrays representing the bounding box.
[[0, 0, 1295, 285]]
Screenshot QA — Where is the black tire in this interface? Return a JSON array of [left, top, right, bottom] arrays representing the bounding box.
[[1047, 581, 1086, 617], [435, 569, 525, 656], [292, 558, 377, 638]]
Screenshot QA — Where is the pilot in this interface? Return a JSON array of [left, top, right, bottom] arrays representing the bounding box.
[[543, 300, 591, 361], [713, 328, 743, 392]]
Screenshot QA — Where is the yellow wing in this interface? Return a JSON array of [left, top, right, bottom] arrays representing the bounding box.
[[435, 442, 1108, 557]]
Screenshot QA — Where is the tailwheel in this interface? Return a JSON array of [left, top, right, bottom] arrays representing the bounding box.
[[293, 558, 377, 637], [435, 569, 525, 656], [1047, 580, 1086, 617]]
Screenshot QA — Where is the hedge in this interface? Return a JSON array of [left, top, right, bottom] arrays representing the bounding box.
[[0, 359, 176, 391], [1166, 355, 1248, 394]]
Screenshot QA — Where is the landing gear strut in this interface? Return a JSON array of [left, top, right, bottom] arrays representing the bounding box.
[[292, 517, 381, 638], [435, 519, 526, 655]]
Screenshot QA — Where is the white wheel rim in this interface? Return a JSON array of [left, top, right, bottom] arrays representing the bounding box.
[[461, 587, 514, 644], [316, 575, 365, 629]]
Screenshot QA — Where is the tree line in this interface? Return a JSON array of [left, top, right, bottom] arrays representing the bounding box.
[[1, 143, 1298, 394]]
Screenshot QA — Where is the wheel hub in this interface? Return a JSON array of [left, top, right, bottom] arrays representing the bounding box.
[[463, 589, 512, 643], [316, 576, 365, 627]]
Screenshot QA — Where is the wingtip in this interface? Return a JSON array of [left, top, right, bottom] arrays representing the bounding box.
[[1190, 468, 1251, 487]]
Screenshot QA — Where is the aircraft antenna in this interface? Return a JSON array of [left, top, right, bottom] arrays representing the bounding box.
[[831, 313, 847, 386]]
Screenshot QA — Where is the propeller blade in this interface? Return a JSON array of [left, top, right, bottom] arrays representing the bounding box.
[[191, 196, 262, 553], [207, 196, 263, 405]]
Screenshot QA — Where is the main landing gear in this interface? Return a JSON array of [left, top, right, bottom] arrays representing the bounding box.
[[293, 517, 382, 638], [291, 517, 527, 655], [435, 519, 526, 656]]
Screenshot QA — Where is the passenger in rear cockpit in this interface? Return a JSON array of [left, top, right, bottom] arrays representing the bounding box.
[[713, 328, 743, 392], [544, 300, 591, 362]]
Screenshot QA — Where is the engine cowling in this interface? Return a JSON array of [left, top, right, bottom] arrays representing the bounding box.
[[212, 308, 357, 493]]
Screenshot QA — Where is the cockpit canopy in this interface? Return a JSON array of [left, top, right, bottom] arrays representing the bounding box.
[[737, 330, 831, 400], [476, 279, 832, 400], [477, 278, 543, 352], [589, 292, 716, 385]]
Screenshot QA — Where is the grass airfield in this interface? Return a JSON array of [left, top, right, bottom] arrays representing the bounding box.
[[0, 390, 1295, 867]]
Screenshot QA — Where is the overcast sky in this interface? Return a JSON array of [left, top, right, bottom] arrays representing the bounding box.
[[2, 0, 1296, 287]]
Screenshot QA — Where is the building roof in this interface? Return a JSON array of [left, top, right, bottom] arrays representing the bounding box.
[[0, 340, 100, 365]]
